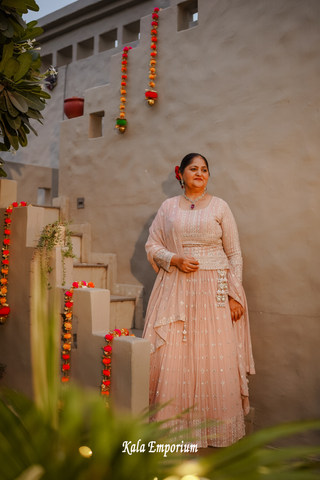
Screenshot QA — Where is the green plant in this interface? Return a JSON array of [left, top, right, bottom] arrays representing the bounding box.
[[0, 0, 54, 175], [35, 220, 77, 288]]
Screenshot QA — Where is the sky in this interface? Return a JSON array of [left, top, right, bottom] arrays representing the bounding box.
[[24, 0, 78, 22]]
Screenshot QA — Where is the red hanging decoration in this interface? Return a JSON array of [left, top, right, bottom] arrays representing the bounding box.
[[101, 328, 135, 401], [145, 8, 160, 106], [116, 46, 132, 133], [0, 202, 27, 325], [61, 281, 95, 383]]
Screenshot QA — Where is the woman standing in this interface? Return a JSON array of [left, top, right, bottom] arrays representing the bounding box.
[[142, 153, 255, 448]]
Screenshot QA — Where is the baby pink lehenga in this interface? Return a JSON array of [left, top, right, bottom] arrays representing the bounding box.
[[142, 195, 255, 448]]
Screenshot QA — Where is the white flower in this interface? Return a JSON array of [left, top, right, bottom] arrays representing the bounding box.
[[49, 65, 57, 75], [27, 39, 33, 47]]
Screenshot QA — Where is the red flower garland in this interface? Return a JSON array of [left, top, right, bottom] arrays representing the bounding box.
[[116, 46, 132, 133], [101, 328, 135, 400], [0, 202, 27, 325], [61, 281, 95, 383], [145, 8, 160, 106]]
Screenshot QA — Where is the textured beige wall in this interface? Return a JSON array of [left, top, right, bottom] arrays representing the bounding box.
[[56, 0, 320, 437], [4, 161, 58, 205]]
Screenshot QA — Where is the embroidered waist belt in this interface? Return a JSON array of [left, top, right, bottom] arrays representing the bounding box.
[[182, 245, 229, 271]]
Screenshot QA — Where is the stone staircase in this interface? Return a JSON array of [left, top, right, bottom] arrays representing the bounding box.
[[41, 200, 144, 332]]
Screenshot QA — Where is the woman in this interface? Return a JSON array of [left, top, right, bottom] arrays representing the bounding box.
[[142, 153, 255, 448]]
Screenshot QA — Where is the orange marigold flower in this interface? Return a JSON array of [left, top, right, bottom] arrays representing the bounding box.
[[1, 287, 7, 294], [0, 298, 6, 304], [1, 269, 8, 275], [1, 279, 8, 284], [61, 376, 69, 383]]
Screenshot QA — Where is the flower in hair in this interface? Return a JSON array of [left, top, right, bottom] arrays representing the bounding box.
[[175, 166, 180, 180]]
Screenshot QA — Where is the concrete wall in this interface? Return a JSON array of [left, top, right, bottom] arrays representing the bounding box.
[[56, 0, 320, 437], [1, 0, 170, 170], [3, 162, 58, 205]]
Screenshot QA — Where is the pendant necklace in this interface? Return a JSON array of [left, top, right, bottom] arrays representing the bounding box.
[[183, 189, 207, 209]]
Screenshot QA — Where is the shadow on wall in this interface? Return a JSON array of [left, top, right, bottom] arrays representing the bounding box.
[[3, 161, 25, 179], [130, 173, 180, 316]]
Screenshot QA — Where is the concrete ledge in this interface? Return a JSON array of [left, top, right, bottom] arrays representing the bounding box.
[[0, 179, 17, 207], [111, 336, 150, 415]]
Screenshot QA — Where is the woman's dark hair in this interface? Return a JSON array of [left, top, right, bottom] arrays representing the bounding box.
[[180, 153, 210, 175]]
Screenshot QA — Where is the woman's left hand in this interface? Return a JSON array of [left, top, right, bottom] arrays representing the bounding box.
[[229, 297, 244, 322]]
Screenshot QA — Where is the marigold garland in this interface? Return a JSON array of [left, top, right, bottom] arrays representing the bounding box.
[[101, 328, 135, 400], [145, 8, 160, 106], [116, 46, 132, 134], [61, 280, 95, 383], [0, 201, 27, 325]]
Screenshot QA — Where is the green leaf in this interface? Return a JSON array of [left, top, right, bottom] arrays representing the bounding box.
[[21, 115, 37, 135], [26, 108, 43, 120], [14, 51, 33, 81], [0, 10, 9, 31], [30, 57, 41, 70], [11, 11, 27, 29], [3, 57, 19, 78], [24, 0, 40, 12], [21, 122, 29, 134], [0, 167, 8, 177], [37, 90, 50, 100], [1, 0, 28, 13], [18, 126, 28, 146], [0, 118, 19, 150], [1, 20, 15, 38], [27, 20, 38, 28], [15, 90, 45, 110], [0, 143, 9, 152], [0, 40, 14, 71], [0, 92, 8, 112], [5, 111, 21, 129], [3, 91, 19, 116], [7, 90, 29, 112], [19, 26, 43, 40]]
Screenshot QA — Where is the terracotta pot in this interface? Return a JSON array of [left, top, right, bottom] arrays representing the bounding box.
[[64, 97, 84, 119]]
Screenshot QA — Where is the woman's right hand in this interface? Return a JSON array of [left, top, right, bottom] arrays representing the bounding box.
[[171, 254, 199, 273]]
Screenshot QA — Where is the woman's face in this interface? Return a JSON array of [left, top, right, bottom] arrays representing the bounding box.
[[180, 156, 209, 191]]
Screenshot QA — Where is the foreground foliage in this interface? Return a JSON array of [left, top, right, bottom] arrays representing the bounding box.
[[0, 386, 319, 480], [1, 233, 319, 480], [0, 0, 51, 172]]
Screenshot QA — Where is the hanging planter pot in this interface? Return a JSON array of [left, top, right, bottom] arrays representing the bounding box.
[[64, 97, 84, 119]]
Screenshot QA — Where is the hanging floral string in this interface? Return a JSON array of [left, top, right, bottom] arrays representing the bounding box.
[[0, 201, 27, 325], [145, 8, 160, 106], [101, 328, 135, 400], [116, 46, 132, 133], [61, 281, 95, 383]]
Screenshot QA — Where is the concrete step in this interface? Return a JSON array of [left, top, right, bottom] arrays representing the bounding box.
[[35, 205, 60, 225], [110, 294, 136, 331], [110, 295, 136, 302], [73, 263, 108, 289]]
